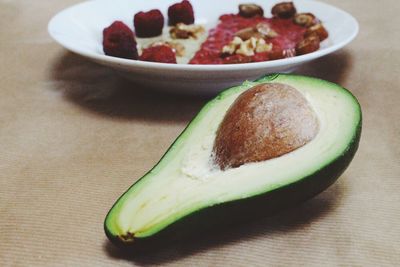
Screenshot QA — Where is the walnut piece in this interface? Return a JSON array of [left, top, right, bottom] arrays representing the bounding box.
[[235, 23, 278, 41], [236, 37, 257, 56], [222, 36, 244, 55], [256, 23, 278, 38], [222, 36, 273, 57], [255, 38, 273, 53], [170, 23, 205, 39]]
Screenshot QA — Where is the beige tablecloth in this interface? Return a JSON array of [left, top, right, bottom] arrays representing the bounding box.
[[1, 0, 399, 266]]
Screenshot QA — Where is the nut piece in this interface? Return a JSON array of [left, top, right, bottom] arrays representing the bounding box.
[[236, 37, 257, 56], [255, 38, 273, 53], [293, 13, 317, 27], [296, 34, 320, 55], [222, 36, 243, 55], [235, 23, 278, 41], [222, 37, 273, 56], [271, 2, 297, 19], [256, 23, 278, 38], [305, 23, 328, 41], [213, 83, 319, 170], [222, 44, 236, 55], [170, 23, 205, 39], [235, 27, 260, 41], [239, 4, 264, 18]]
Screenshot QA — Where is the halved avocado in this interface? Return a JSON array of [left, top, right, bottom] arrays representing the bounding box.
[[105, 74, 362, 250]]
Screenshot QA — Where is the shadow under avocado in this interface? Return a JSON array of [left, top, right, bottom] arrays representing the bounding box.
[[49, 52, 210, 123], [103, 180, 346, 266]]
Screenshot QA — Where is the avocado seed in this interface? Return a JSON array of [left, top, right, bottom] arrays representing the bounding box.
[[213, 83, 319, 170]]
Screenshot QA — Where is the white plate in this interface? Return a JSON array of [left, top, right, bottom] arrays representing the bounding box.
[[48, 0, 358, 94]]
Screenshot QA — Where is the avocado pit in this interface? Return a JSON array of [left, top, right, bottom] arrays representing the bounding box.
[[213, 83, 319, 170]]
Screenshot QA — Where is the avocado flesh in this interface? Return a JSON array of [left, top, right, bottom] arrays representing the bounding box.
[[105, 74, 361, 243]]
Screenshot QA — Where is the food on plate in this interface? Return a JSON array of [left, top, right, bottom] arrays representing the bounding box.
[[102, 1, 329, 64], [104, 74, 362, 250], [135, 33, 206, 64], [134, 9, 164, 38], [168, 0, 195, 26], [189, 13, 305, 64], [293, 13, 318, 27], [102, 21, 138, 59], [234, 23, 278, 41], [238, 3, 264, 18], [305, 23, 329, 41], [295, 33, 320, 55], [271, 1, 297, 18], [133, 0, 205, 64], [169, 23, 205, 39], [190, 1, 328, 64], [222, 36, 273, 57], [139, 44, 177, 63]]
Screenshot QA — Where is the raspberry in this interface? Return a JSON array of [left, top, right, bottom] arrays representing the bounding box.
[[134, 9, 164, 38], [102, 21, 138, 59], [139, 45, 177, 64], [168, 0, 195, 26]]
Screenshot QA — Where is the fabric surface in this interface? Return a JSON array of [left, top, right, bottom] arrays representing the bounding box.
[[1, 0, 399, 266]]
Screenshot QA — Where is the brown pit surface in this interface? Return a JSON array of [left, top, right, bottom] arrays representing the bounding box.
[[213, 83, 319, 170]]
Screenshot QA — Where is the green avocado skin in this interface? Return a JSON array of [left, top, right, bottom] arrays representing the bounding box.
[[104, 74, 362, 252]]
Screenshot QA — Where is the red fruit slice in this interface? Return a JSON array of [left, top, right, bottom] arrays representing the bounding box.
[[168, 0, 195, 26]]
